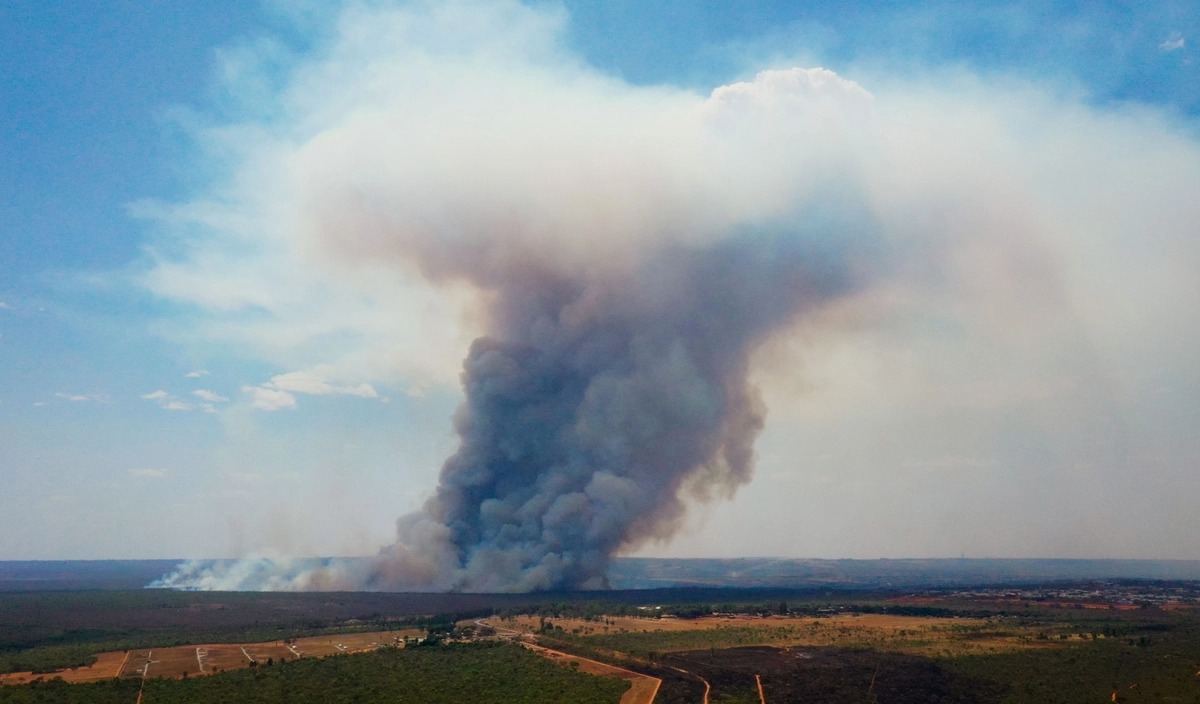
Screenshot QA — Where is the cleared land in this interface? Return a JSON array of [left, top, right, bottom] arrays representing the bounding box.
[[0, 629, 423, 684], [0, 650, 129, 685], [3, 632, 647, 704]]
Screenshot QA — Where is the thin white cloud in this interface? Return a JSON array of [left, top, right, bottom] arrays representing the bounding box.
[[142, 388, 226, 411], [185, 370, 210, 378], [265, 368, 379, 399], [0, 301, 11, 310], [129, 468, 169, 479], [192, 389, 230, 403], [1160, 33, 1185, 51], [243, 385, 298, 411], [233, 367, 383, 412], [55, 392, 101, 402]]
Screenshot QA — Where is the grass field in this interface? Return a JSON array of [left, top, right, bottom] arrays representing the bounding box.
[[509, 612, 1050, 658], [0, 643, 630, 704]]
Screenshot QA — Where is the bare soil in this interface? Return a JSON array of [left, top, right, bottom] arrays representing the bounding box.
[[0, 650, 128, 685]]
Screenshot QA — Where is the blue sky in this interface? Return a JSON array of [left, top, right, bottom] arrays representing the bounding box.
[[2, 0, 1198, 564]]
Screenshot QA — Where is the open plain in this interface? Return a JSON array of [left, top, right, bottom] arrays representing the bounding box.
[[5, 580, 1200, 703]]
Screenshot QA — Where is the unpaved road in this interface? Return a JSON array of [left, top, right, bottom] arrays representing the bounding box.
[[476, 618, 661, 704], [520, 641, 661, 704], [669, 665, 710, 704]]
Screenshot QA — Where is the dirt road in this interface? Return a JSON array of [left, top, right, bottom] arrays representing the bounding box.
[[519, 641, 660, 704], [669, 665, 710, 704], [476, 619, 661, 704]]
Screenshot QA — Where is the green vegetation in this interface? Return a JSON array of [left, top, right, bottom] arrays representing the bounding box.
[[564, 623, 812, 655], [0, 590, 454, 674], [0, 644, 109, 677], [0, 588, 833, 674], [0, 678, 140, 704], [134, 643, 625, 704], [0, 643, 626, 704], [944, 615, 1200, 703]]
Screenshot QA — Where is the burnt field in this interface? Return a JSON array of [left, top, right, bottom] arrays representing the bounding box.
[[502, 589, 1200, 704], [665, 646, 1004, 703]]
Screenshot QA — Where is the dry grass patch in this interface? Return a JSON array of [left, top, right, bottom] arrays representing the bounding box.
[[508, 613, 1054, 657], [506, 613, 763, 635]]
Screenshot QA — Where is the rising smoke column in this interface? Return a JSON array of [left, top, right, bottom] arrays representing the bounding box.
[[154, 221, 866, 592], [155, 64, 879, 591], [360, 231, 869, 591], [313, 64, 878, 592], [157, 218, 875, 592], [140, 2, 1200, 589], [147, 2, 883, 592]]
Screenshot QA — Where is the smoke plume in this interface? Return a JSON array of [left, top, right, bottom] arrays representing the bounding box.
[[362, 229, 868, 591], [156, 221, 869, 591], [147, 2, 882, 591], [148, 1, 1200, 590]]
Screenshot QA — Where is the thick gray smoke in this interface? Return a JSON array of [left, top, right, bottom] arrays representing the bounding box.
[[145, 4, 885, 591], [155, 226, 869, 592], [363, 232, 866, 591]]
